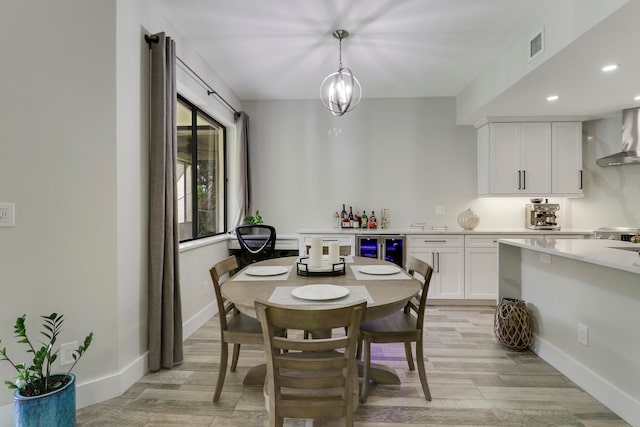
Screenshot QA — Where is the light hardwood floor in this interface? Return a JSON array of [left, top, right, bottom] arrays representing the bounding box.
[[77, 306, 628, 426]]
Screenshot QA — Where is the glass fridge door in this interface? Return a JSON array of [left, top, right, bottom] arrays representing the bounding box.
[[358, 236, 379, 259], [383, 237, 404, 267]]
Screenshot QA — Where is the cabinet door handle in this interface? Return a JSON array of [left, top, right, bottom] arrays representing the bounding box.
[[579, 170, 583, 190], [522, 170, 526, 190], [435, 252, 440, 273], [517, 170, 522, 190], [424, 240, 446, 243]]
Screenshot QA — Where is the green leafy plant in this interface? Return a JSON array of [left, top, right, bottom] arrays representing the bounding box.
[[243, 210, 263, 225], [1, 313, 93, 397]]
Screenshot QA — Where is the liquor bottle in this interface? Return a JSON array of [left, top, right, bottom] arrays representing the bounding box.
[[361, 210, 368, 229], [341, 204, 348, 228], [354, 211, 361, 229], [369, 211, 377, 229], [348, 206, 354, 228]]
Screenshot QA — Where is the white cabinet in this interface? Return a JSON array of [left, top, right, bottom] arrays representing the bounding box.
[[478, 122, 551, 195], [478, 122, 583, 196], [299, 234, 356, 256], [407, 236, 464, 300], [552, 122, 583, 195], [464, 235, 531, 300]]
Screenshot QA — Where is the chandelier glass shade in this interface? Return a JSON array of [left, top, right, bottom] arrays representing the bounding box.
[[320, 30, 361, 116]]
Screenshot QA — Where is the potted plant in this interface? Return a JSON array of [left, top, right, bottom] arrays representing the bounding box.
[[243, 209, 263, 225], [1, 313, 93, 427]]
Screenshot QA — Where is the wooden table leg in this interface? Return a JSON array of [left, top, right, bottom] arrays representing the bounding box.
[[242, 363, 267, 386], [242, 361, 400, 386], [358, 361, 401, 385]]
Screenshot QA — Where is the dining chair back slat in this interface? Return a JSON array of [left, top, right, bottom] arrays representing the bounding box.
[[255, 299, 366, 427]]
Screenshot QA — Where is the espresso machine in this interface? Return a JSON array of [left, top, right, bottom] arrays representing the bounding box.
[[525, 198, 560, 230]]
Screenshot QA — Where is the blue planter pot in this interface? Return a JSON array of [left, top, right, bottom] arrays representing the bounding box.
[[13, 373, 76, 427]]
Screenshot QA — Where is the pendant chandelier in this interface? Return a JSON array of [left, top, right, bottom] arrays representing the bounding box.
[[320, 29, 362, 116]]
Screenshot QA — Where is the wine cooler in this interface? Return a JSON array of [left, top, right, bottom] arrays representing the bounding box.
[[356, 235, 406, 267]]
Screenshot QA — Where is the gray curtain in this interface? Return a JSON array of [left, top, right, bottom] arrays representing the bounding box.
[[232, 112, 251, 228], [148, 32, 183, 371]]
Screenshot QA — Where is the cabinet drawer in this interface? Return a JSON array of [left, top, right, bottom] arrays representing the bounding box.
[[465, 234, 534, 248], [302, 235, 355, 245], [408, 235, 464, 248]]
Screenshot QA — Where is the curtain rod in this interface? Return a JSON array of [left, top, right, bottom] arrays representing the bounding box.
[[145, 34, 240, 117]]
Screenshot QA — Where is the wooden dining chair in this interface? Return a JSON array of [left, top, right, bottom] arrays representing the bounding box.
[[255, 299, 367, 427], [209, 255, 268, 402], [358, 256, 434, 403]]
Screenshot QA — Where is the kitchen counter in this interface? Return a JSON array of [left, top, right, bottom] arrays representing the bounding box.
[[297, 227, 593, 236], [499, 238, 640, 274], [497, 238, 640, 426]]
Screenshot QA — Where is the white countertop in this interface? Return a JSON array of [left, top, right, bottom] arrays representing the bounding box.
[[499, 238, 640, 275], [297, 227, 593, 236]]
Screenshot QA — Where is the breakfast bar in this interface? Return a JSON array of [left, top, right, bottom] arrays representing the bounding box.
[[498, 238, 640, 426]]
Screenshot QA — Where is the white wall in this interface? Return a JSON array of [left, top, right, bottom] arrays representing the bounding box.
[[245, 97, 474, 233], [0, 1, 240, 423], [0, 0, 120, 417]]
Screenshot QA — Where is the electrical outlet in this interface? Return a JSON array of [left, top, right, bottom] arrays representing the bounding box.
[[577, 323, 588, 346], [60, 341, 77, 366], [539, 253, 551, 264], [0, 203, 15, 227], [435, 206, 446, 216]]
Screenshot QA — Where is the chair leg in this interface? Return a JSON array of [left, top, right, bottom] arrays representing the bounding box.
[[213, 342, 228, 402], [356, 338, 362, 360], [230, 343, 241, 372], [415, 339, 431, 401], [269, 411, 283, 427], [404, 341, 415, 371], [359, 337, 371, 404]]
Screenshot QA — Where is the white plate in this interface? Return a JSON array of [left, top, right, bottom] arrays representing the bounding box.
[[291, 284, 349, 301], [245, 266, 289, 277], [359, 265, 401, 275]]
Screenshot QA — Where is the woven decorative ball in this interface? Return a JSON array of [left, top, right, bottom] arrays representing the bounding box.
[[457, 208, 479, 230], [494, 298, 533, 350]]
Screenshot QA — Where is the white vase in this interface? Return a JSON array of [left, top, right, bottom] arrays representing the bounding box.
[[457, 208, 480, 230]]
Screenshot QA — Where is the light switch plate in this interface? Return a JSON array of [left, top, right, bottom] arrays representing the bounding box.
[[0, 203, 15, 227], [435, 206, 446, 216]]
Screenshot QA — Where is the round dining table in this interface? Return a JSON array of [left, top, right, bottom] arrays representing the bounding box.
[[220, 255, 421, 386]]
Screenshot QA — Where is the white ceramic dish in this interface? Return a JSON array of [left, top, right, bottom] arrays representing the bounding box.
[[358, 265, 401, 275], [245, 266, 289, 277], [291, 284, 349, 301]]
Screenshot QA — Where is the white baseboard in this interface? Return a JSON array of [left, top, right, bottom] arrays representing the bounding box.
[[0, 305, 216, 427], [183, 302, 216, 339], [0, 353, 147, 427], [534, 335, 640, 426]]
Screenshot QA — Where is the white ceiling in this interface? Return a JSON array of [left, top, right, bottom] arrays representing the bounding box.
[[154, 0, 640, 124]]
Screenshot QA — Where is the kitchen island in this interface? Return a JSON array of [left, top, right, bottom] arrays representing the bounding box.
[[498, 238, 640, 426]]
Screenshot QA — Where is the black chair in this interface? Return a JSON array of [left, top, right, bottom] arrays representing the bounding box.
[[235, 224, 277, 268]]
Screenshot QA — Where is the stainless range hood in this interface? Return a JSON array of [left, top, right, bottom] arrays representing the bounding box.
[[597, 107, 640, 166]]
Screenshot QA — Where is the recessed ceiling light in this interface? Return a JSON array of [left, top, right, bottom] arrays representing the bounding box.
[[602, 64, 618, 72], [634, 95, 640, 101], [546, 95, 559, 101]]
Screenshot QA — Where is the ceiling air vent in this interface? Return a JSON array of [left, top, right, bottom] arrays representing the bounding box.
[[529, 27, 544, 61]]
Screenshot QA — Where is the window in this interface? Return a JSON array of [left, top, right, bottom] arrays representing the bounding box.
[[176, 95, 226, 242]]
